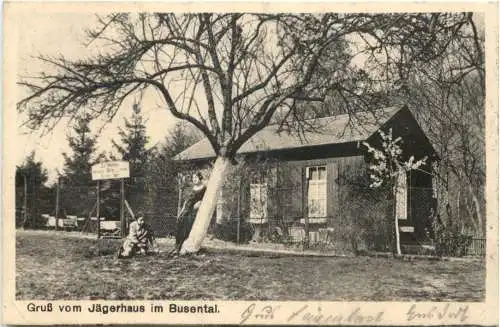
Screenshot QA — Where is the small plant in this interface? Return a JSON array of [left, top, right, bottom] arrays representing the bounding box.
[[427, 211, 473, 257], [214, 218, 254, 244]]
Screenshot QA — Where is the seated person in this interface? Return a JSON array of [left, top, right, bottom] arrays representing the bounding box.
[[119, 213, 154, 258]]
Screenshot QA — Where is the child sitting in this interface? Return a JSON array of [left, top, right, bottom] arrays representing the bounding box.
[[118, 212, 154, 258]]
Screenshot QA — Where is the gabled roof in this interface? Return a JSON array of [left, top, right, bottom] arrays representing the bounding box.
[[174, 105, 405, 161]]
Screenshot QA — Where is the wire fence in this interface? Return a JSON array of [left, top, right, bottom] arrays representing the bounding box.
[[15, 180, 179, 238], [466, 238, 486, 256], [16, 182, 485, 257]]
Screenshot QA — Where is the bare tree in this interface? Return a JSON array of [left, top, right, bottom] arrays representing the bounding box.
[[400, 14, 485, 236], [18, 12, 472, 254]]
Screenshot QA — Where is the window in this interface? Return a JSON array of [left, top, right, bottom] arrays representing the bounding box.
[[307, 166, 327, 218], [249, 173, 268, 224], [395, 170, 408, 220]]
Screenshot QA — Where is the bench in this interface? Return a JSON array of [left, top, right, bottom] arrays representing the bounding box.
[[44, 216, 78, 229], [101, 220, 120, 231], [61, 217, 78, 229]]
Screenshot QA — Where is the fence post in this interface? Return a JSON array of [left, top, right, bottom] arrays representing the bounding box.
[[120, 178, 126, 238], [96, 181, 100, 239], [304, 216, 310, 249], [23, 173, 28, 227], [55, 177, 60, 231], [177, 174, 183, 217], [303, 168, 309, 249], [237, 179, 241, 245]]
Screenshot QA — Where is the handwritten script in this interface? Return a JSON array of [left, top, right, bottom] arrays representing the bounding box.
[[240, 303, 384, 325], [406, 304, 469, 322], [239, 303, 470, 325]]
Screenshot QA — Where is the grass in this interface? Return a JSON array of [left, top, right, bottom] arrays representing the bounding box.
[[16, 230, 485, 301]]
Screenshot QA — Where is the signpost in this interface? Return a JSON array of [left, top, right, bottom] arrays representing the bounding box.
[[399, 226, 415, 233], [120, 179, 125, 238], [55, 177, 60, 231], [92, 161, 130, 238], [91, 161, 130, 180], [96, 181, 100, 238]]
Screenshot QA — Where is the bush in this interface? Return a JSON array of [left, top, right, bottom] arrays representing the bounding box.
[[336, 174, 393, 253], [214, 218, 253, 244], [427, 212, 473, 257], [434, 234, 473, 257]]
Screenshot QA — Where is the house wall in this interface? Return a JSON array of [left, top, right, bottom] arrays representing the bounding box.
[[214, 148, 434, 250], [216, 151, 377, 245], [213, 152, 369, 218], [247, 154, 393, 254], [274, 155, 367, 223]]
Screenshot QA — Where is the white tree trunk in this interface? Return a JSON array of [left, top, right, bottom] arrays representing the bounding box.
[[180, 156, 231, 254], [395, 210, 401, 255], [393, 181, 402, 255]]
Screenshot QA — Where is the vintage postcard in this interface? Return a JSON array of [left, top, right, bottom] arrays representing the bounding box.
[[2, 1, 498, 325]]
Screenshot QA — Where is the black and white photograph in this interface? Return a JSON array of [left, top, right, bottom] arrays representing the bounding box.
[[2, 2, 498, 325]]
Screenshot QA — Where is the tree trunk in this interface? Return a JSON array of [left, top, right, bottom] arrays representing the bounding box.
[[22, 174, 28, 228], [395, 216, 401, 255], [394, 183, 401, 255], [180, 156, 231, 254], [467, 183, 484, 236], [55, 177, 60, 231], [456, 188, 461, 232], [463, 190, 478, 233]]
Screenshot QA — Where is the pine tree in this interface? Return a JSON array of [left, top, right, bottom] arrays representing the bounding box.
[[160, 122, 202, 158], [61, 113, 104, 216], [111, 104, 150, 210], [16, 152, 51, 228], [62, 113, 104, 185]]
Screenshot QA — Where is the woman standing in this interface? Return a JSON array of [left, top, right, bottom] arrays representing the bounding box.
[[175, 172, 206, 253]]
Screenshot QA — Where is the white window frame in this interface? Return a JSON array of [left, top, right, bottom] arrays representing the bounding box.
[[306, 166, 327, 218]]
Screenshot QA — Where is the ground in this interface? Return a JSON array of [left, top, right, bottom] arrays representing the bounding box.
[[16, 230, 484, 301]]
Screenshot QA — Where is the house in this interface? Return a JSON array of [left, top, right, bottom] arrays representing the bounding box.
[[174, 105, 438, 253]]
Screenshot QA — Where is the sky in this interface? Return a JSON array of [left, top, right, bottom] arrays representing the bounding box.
[[16, 12, 182, 184]]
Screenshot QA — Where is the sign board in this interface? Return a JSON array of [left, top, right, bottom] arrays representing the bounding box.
[[92, 161, 130, 180], [399, 226, 415, 233]]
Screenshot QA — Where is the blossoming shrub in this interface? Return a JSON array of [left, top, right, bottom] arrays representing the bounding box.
[[362, 128, 427, 255]]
